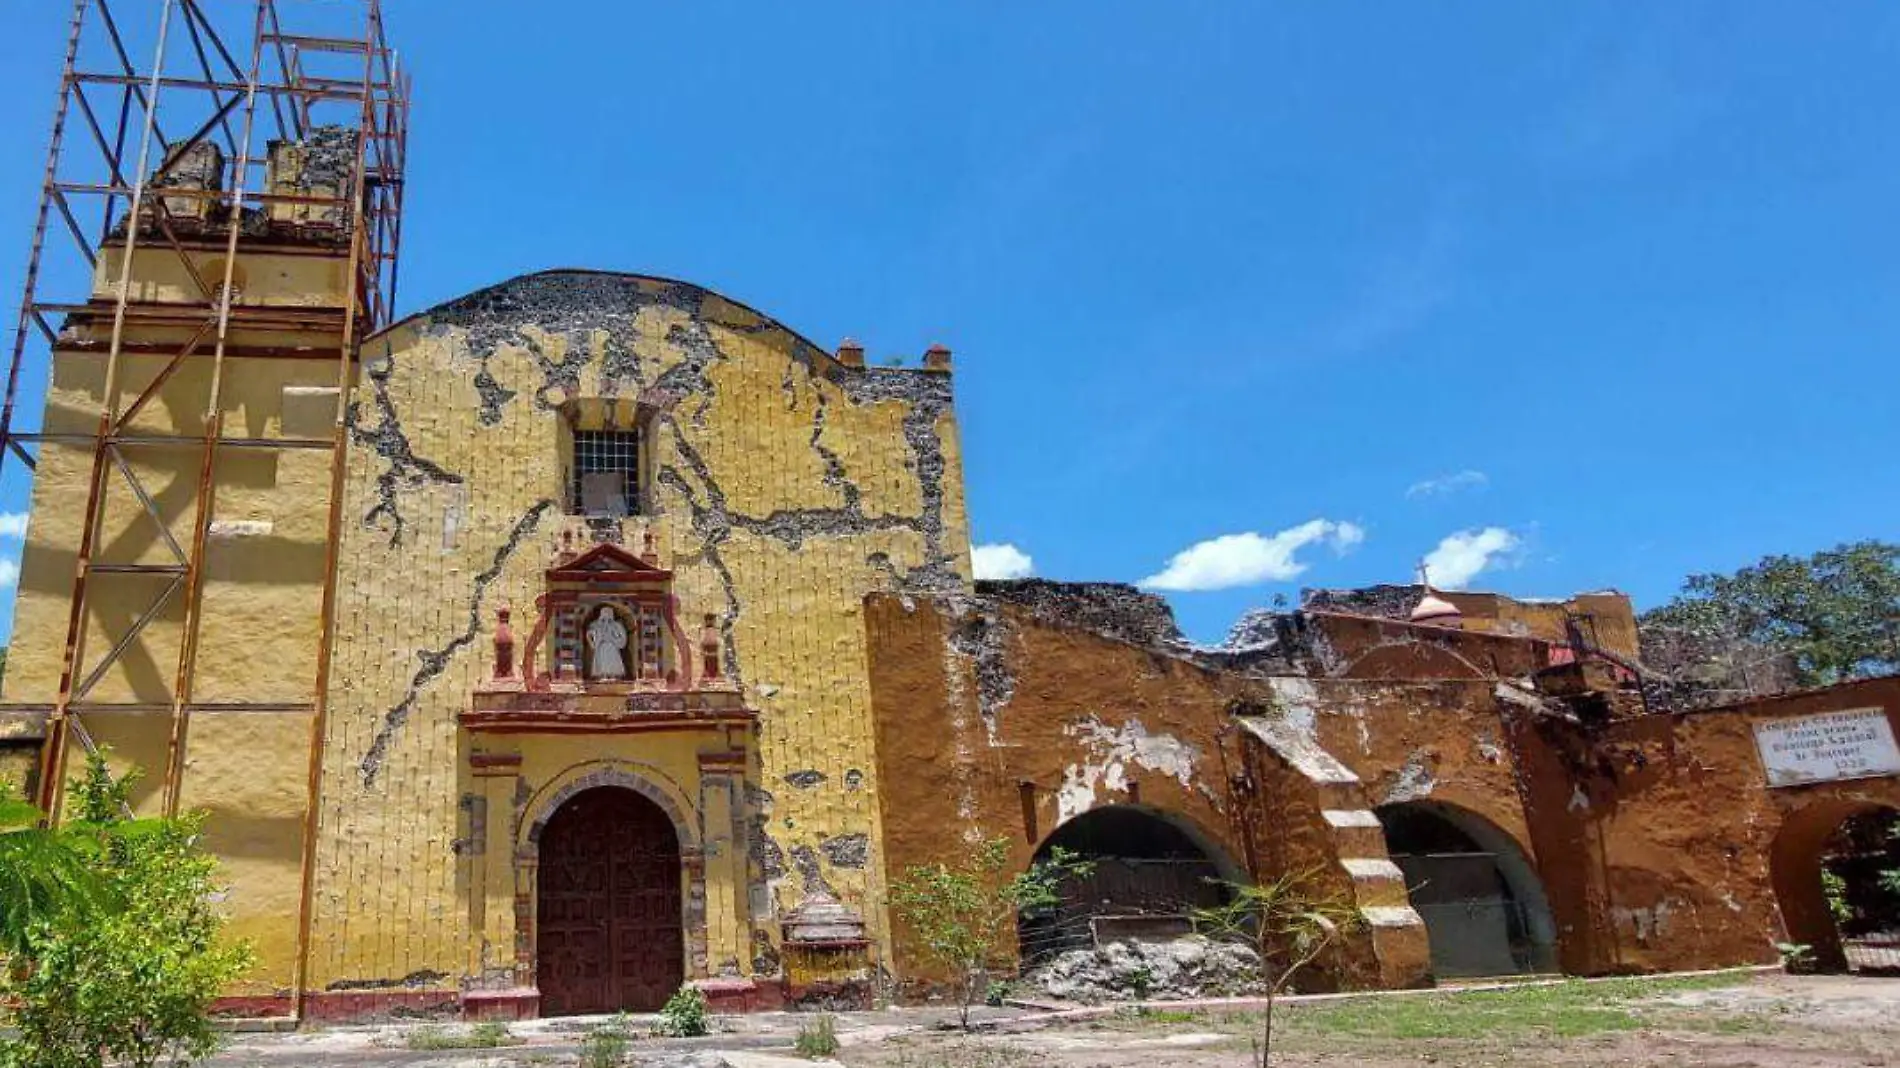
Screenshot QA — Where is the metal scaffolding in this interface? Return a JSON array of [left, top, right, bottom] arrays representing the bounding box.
[[3, 0, 407, 998]]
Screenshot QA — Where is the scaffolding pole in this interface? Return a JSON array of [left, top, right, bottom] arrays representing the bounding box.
[[4, 0, 408, 1020]]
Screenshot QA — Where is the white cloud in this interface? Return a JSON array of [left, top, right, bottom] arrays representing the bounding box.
[[1141, 520, 1365, 592], [1423, 527, 1521, 590], [0, 559, 18, 587], [1406, 470, 1488, 499], [0, 513, 26, 538], [971, 543, 1034, 581]]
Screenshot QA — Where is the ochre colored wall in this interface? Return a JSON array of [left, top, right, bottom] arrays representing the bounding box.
[[1305, 611, 1550, 680], [864, 594, 1266, 982], [866, 592, 1900, 990], [1300, 678, 1536, 856], [1518, 677, 1900, 975], [7, 352, 340, 709], [862, 594, 1459, 989], [3, 240, 353, 996], [306, 272, 970, 994], [1439, 590, 1641, 659]]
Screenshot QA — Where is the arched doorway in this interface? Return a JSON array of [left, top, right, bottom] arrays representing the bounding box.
[[1018, 805, 1238, 966], [1772, 801, 1900, 974], [537, 786, 684, 1014], [1377, 802, 1557, 978]]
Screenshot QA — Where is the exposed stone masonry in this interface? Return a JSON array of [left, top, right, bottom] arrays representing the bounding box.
[[975, 579, 1184, 648]]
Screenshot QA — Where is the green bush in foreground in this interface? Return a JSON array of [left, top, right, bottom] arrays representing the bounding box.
[[889, 838, 1093, 1030], [0, 782, 107, 956], [653, 983, 710, 1037], [0, 756, 253, 1068]]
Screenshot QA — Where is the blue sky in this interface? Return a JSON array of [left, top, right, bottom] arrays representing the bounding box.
[[1, 2, 1897, 644]]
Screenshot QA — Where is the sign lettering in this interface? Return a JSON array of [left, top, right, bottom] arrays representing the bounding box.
[[1753, 707, 1900, 788]]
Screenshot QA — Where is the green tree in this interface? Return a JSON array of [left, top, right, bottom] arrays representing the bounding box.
[[1640, 540, 1900, 701], [0, 782, 107, 956], [1195, 870, 1364, 1068], [1, 756, 253, 1068], [889, 838, 1092, 1029]]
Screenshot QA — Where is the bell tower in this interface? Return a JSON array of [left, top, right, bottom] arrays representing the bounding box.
[[0, 0, 406, 1011]]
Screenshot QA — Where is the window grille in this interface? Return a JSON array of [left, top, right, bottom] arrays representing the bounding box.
[[572, 430, 639, 516]]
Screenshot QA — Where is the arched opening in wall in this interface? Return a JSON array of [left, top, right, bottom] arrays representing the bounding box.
[[536, 786, 684, 1015], [1771, 802, 1900, 975], [1017, 805, 1240, 967], [1377, 802, 1558, 978]]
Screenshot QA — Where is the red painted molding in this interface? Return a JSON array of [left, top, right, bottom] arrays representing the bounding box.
[[302, 988, 460, 1023]]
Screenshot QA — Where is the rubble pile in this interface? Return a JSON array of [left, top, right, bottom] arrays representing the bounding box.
[[1023, 936, 1264, 1003]]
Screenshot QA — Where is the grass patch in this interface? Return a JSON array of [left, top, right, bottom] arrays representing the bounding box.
[[887, 1043, 1036, 1068], [581, 1013, 636, 1067], [1087, 1006, 1207, 1032], [1700, 1014, 1775, 1035], [1274, 973, 1750, 1042], [403, 1020, 518, 1049], [796, 1013, 840, 1058], [1134, 1008, 1202, 1024]]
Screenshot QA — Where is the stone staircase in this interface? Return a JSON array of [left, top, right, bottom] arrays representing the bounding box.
[[1237, 716, 1430, 987]]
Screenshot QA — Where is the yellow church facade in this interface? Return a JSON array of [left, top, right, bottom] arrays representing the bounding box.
[[3, 170, 973, 1016]]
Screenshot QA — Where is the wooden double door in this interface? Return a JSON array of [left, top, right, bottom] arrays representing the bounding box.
[[537, 786, 684, 1015]]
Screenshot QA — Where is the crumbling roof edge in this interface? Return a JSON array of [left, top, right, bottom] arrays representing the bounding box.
[[1300, 606, 1551, 643], [887, 589, 1241, 682], [365, 267, 848, 364], [1659, 673, 1900, 720]]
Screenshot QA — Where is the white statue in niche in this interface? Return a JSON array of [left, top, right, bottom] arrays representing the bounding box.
[[586, 605, 629, 680]]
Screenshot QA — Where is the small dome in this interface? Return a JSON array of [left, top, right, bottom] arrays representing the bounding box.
[[1411, 590, 1462, 625]]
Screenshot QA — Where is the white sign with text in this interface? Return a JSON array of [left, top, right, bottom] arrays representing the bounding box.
[[1754, 707, 1900, 788]]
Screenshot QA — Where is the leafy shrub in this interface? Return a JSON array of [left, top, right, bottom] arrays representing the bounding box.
[[653, 983, 710, 1038], [0, 756, 253, 1068], [1776, 942, 1815, 974], [984, 979, 1014, 1007], [0, 781, 107, 954], [889, 838, 1093, 1028], [795, 1013, 839, 1058], [1822, 869, 1852, 924]]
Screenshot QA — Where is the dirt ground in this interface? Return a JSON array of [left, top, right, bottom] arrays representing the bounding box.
[[204, 971, 1900, 1067], [849, 973, 1900, 1068]]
